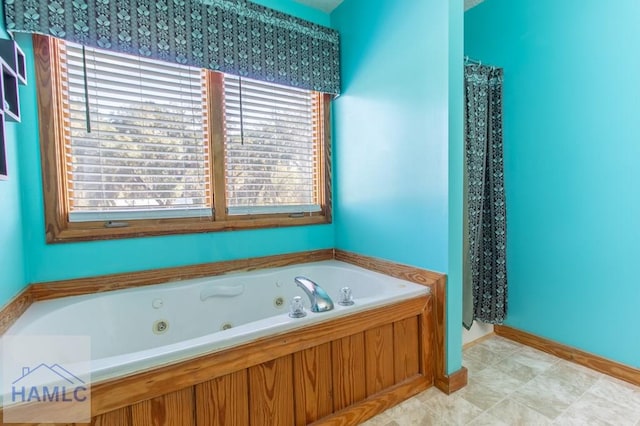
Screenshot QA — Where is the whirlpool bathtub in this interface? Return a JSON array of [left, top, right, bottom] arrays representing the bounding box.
[[6, 260, 430, 383], [3, 257, 439, 424]]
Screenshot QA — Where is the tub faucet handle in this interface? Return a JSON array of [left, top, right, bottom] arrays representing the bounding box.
[[289, 296, 307, 318], [338, 286, 355, 306]]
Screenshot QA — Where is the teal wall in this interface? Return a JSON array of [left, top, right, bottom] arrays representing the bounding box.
[[3, 0, 468, 374], [448, 0, 464, 374], [0, 7, 28, 307], [0, 124, 27, 308], [331, 0, 464, 374], [11, 0, 335, 285], [251, 0, 330, 26], [466, 0, 640, 367]]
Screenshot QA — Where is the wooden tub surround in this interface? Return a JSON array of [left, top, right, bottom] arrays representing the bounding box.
[[0, 249, 466, 425]]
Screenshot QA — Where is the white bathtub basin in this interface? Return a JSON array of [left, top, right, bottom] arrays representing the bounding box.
[[5, 260, 430, 383]]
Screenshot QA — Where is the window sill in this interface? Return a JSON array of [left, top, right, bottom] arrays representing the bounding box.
[[46, 214, 330, 243]]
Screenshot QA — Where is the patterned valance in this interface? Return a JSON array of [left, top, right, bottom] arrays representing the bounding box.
[[3, 0, 341, 94]]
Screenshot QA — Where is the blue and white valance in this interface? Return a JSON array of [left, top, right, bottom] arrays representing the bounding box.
[[3, 0, 341, 94]]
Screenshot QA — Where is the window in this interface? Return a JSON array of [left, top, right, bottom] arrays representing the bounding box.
[[63, 42, 211, 222], [35, 35, 331, 242], [223, 75, 322, 216]]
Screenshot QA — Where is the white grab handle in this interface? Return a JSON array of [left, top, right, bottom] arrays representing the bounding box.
[[200, 284, 245, 301]]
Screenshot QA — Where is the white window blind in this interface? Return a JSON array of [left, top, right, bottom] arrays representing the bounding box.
[[223, 75, 321, 215], [61, 42, 211, 222]]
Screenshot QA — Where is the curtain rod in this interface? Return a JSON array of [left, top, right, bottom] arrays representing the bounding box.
[[464, 56, 483, 65], [465, 56, 502, 70]]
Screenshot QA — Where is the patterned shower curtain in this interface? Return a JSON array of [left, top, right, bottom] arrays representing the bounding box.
[[463, 64, 507, 329]]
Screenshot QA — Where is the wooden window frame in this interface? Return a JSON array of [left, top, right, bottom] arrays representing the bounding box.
[[34, 35, 332, 243]]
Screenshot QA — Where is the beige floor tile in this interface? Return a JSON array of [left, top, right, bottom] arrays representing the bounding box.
[[587, 377, 640, 417], [383, 406, 440, 426], [415, 386, 445, 403], [417, 391, 483, 425], [554, 358, 604, 379], [457, 378, 507, 410], [465, 344, 508, 366], [507, 346, 559, 374], [570, 392, 640, 426], [365, 336, 639, 426], [463, 353, 491, 377], [493, 356, 539, 383], [594, 375, 640, 393], [475, 336, 523, 357], [471, 365, 529, 395], [486, 398, 552, 425], [542, 360, 601, 393], [467, 412, 510, 426], [552, 406, 615, 426], [382, 396, 423, 419], [511, 374, 586, 420], [360, 412, 392, 426], [598, 375, 640, 392]]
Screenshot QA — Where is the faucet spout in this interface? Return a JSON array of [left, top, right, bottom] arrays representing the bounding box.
[[294, 276, 334, 313]]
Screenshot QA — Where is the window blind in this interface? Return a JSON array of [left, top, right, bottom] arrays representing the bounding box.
[[61, 42, 211, 222], [223, 75, 321, 215]]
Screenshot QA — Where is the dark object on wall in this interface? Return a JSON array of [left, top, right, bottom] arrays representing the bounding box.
[[0, 134, 6, 179], [0, 38, 26, 180]]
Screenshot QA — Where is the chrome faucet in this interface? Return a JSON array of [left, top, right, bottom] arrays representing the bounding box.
[[294, 276, 334, 313]]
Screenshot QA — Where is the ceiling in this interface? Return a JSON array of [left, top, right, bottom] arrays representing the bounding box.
[[293, 0, 484, 13], [464, 0, 485, 10], [294, 0, 343, 13]]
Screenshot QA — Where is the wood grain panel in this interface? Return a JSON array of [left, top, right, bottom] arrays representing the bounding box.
[[331, 333, 366, 412], [91, 407, 131, 426], [7, 423, 76, 426], [249, 356, 294, 426], [435, 367, 468, 395], [0, 409, 77, 426], [419, 297, 436, 384], [321, 93, 333, 223], [52, 214, 329, 242], [431, 274, 447, 391], [207, 71, 227, 222], [496, 324, 640, 387], [334, 250, 443, 286], [30, 249, 333, 300], [195, 370, 248, 426], [89, 295, 427, 416], [293, 343, 333, 425], [0, 400, 87, 425], [335, 250, 447, 391], [0, 286, 33, 334], [130, 388, 195, 426], [364, 324, 395, 396], [393, 316, 420, 383], [312, 375, 430, 426], [33, 34, 69, 244]]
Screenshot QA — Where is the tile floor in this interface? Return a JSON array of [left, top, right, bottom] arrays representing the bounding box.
[[363, 336, 640, 425]]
